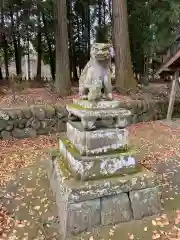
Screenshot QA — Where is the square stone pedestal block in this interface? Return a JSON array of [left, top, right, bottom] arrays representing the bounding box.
[[66, 121, 128, 155], [59, 133, 138, 180], [45, 153, 162, 239], [101, 193, 133, 225], [130, 187, 161, 219]]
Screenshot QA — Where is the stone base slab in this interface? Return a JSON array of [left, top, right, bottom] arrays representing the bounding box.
[[66, 121, 129, 155], [59, 133, 138, 180], [73, 99, 121, 109], [45, 154, 162, 239], [67, 104, 131, 119]]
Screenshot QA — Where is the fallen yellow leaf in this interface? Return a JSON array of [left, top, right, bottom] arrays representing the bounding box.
[[152, 220, 157, 226], [144, 227, 148, 232]]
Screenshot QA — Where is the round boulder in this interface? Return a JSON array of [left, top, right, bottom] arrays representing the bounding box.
[[0, 120, 7, 131], [1, 131, 13, 140]]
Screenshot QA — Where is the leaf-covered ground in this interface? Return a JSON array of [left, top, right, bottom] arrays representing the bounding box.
[[0, 83, 173, 108], [1, 120, 180, 239]]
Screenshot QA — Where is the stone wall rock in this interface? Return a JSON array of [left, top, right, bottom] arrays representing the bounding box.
[[119, 99, 180, 124], [0, 99, 179, 139], [0, 104, 68, 139]]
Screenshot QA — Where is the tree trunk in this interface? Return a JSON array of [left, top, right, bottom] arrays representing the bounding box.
[[109, 0, 112, 20], [98, 0, 102, 26], [112, 0, 136, 93], [16, 10, 22, 75], [9, 7, 21, 76], [76, 15, 81, 73], [36, 7, 42, 81], [103, 0, 106, 25], [67, 0, 73, 81], [42, 13, 55, 80], [87, 0, 91, 60], [1, 5, 9, 79], [54, 0, 71, 96], [27, 35, 30, 80], [0, 67, 3, 80], [36, 30, 42, 81]]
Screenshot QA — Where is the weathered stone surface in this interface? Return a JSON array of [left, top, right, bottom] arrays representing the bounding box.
[[57, 112, 65, 119], [67, 103, 131, 130], [12, 128, 26, 138], [0, 111, 9, 120], [8, 110, 17, 119], [37, 128, 51, 135], [18, 119, 27, 129], [67, 200, 101, 234], [23, 107, 32, 119], [0, 104, 66, 139], [1, 130, 12, 140], [13, 119, 19, 128], [26, 118, 33, 127], [41, 120, 48, 129], [31, 119, 41, 130], [48, 119, 56, 127], [46, 155, 158, 204], [0, 120, 7, 131], [59, 136, 138, 180], [79, 43, 113, 101], [66, 121, 128, 155], [12, 128, 36, 138], [16, 109, 23, 119], [55, 121, 66, 132], [44, 105, 55, 118], [46, 155, 162, 237], [67, 104, 131, 119], [101, 193, 133, 225], [55, 105, 67, 114], [130, 187, 162, 219], [6, 124, 14, 131], [73, 99, 121, 109], [25, 128, 37, 138], [31, 106, 45, 120]]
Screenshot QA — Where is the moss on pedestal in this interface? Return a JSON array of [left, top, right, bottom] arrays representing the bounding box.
[[67, 104, 88, 111], [60, 136, 137, 158]]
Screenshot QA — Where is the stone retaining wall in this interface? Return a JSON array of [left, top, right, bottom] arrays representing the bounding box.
[[120, 99, 180, 123], [0, 104, 68, 140], [0, 99, 179, 140]]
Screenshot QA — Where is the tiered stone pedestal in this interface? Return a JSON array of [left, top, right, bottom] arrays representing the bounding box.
[[46, 155, 161, 239], [59, 132, 137, 181], [45, 99, 162, 239]]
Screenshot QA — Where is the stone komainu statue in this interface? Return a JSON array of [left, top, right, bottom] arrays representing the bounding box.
[[79, 43, 113, 101]]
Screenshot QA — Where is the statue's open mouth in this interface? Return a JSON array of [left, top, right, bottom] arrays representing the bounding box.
[[96, 53, 110, 60]]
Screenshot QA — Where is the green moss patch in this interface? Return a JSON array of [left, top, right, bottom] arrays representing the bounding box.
[[60, 136, 137, 157], [67, 103, 88, 110], [58, 155, 72, 180]]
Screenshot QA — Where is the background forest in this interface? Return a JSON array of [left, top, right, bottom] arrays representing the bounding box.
[[1, 0, 180, 93]]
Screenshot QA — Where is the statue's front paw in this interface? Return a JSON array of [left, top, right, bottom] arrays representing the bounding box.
[[82, 119, 96, 130], [107, 93, 113, 100], [81, 95, 88, 100]]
